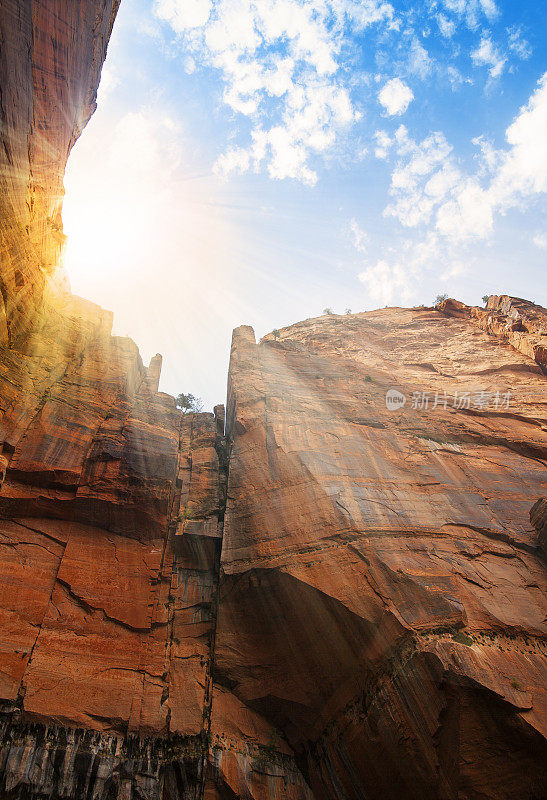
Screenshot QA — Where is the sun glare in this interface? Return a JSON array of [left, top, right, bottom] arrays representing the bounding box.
[[61, 108, 238, 322], [59, 106, 249, 406]]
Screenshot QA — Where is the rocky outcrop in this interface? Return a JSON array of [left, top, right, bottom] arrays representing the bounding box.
[[440, 295, 547, 373], [0, 352, 228, 797], [531, 498, 547, 559], [0, 5, 227, 795], [2, 299, 545, 800], [218, 309, 547, 800]]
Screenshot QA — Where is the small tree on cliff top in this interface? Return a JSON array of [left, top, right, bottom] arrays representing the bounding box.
[[175, 393, 203, 413]]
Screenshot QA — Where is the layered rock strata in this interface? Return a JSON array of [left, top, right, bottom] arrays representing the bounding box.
[[0, 3, 229, 796], [1, 3, 547, 799], [0, 291, 228, 796], [218, 309, 547, 800], [440, 295, 547, 373]]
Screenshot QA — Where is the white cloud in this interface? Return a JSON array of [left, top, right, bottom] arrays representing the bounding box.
[[152, 0, 537, 188], [438, 0, 498, 31], [533, 233, 547, 250], [345, 0, 395, 29], [471, 35, 506, 79], [478, 0, 498, 20], [354, 225, 477, 307], [378, 78, 414, 116], [374, 130, 392, 159], [446, 65, 473, 89], [358, 259, 413, 305], [440, 260, 468, 280], [407, 37, 433, 78], [436, 14, 456, 37], [490, 73, 547, 202], [155, 0, 211, 30], [435, 180, 494, 239], [184, 56, 196, 73], [381, 125, 458, 227], [379, 72, 547, 243], [355, 224, 469, 307], [215, 81, 357, 185], [154, 0, 396, 184], [349, 218, 368, 253], [507, 26, 532, 60]]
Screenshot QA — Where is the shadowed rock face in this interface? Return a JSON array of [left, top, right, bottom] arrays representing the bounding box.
[[531, 498, 547, 558], [0, 3, 546, 800]]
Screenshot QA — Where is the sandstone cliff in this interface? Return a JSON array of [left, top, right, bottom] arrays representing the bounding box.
[[0, 0, 121, 344], [0, 3, 546, 800], [0, 3, 225, 797], [0, 290, 229, 797], [220, 306, 546, 800]]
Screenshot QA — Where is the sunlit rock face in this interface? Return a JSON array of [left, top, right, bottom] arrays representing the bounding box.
[[0, 3, 225, 798], [218, 308, 547, 800], [1, 3, 547, 800], [440, 295, 547, 373], [0, 295, 228, 798], [0, 0, 121, 345]]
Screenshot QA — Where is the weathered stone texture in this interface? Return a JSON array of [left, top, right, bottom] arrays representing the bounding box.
[[441, 295, 547, 372], [216, 307, 547, 800], [1, 3, 546, 799], [0, 0, 121, 343], [0, 291, 227, 792]]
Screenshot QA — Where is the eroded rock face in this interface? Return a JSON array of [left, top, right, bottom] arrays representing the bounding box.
[[0, 383, 227, 797], [217, 309, 547, 800], [0, 5, 226, 795], [1, 3, 547, 799], [440, 295, 547, 373], [2, 299, 545, 800], [0, 0, 121, 344], [531, 498, 547, 558], [0, 273, 227, 796]]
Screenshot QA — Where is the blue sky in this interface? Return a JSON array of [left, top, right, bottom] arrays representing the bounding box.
[[63, 0, 546, 409]]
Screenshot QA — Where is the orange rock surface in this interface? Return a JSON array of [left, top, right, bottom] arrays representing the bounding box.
[[216, 309, 546, 800], [0, 0, 121, 344], [0, 3, 546, 799], [0, 5, 224, 795]]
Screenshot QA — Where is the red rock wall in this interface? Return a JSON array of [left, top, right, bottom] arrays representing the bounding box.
[[440, 295, 547, 373], [0, 0, 121, 344], [0, 287, 228, 795], [1, 3, 546, 799], [0, 5, 229, 796], [217, 309, 547, 800]]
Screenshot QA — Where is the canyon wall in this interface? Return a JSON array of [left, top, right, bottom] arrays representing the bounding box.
[[220, 301, 547, 800], [0, 3, 225, 798], [0, 3, 546, 800], [0, 0, 121, 344]]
